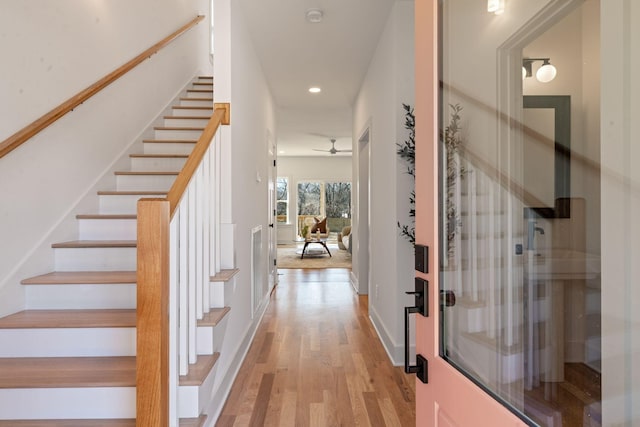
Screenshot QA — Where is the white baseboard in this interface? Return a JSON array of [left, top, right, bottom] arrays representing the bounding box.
[[204, 294, 271, 425], [368, 304, 415, 367]]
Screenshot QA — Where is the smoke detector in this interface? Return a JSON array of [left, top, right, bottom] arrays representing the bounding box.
[[306, 8, 323, 23]]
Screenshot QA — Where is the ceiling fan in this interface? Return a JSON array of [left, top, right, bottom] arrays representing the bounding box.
[[312, 138, 352, 155]]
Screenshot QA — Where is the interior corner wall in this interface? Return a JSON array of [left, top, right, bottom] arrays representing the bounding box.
[[206, 0, 277, 420], [0, 0, 208, 316], [352, 0, 415, 365]]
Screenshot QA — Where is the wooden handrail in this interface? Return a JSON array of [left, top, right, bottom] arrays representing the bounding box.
[[0, 15, 205, 159], [166, 103, 230, 217]]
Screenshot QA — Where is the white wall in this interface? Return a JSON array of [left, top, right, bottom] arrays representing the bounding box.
[[276, 156, 353, 242], [0, 0, 211, 316], [352, 0, 415, 365], [207, 0, 277, 421]]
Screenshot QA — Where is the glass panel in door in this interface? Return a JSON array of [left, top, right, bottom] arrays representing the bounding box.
[[432, 0, 638, 425]]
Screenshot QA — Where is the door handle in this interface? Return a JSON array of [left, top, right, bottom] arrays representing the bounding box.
[[268, 223, 274, 228], [404, 278, 428, 383]]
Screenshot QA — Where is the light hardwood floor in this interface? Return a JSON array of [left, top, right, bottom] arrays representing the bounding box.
[[216, 268, 416, 427]]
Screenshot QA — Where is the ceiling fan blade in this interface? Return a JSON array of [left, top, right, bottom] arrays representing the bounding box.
[[312, 148, 330, 152], [336, 149, 353, 152]]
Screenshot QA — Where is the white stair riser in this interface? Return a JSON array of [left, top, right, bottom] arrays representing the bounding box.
[[180, 99, 213, 107], [0, 328, 135, 357], [154, 129, 203, 140], [178, 363, 218, 418], [99, 194, 157, 214], [78, 218, 137, 240], [164, 117, 210, 127], [130, 156, 187, 171], [210, 282, 226, 308], [197, 326, 214, 355], [172, 108, 213, 118], [26, 284, 136, 310], [54, 247, 136, 271], [143, 142, 196, 155], [0, 388, 135, 419], [116, 174, 176, 191]]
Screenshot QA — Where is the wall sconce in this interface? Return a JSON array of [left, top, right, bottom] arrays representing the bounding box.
[[487, 0, 505, 15], [522, 58, 557, 83]]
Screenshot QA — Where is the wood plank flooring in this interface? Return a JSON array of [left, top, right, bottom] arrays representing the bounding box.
[[216, 268, 415, 427]]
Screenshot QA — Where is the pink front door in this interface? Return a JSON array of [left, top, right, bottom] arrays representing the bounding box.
[[413, 0, 603, 425], [413, 2, 528, 424]]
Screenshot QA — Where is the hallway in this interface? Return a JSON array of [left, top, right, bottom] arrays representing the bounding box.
[[216, 268, 416, 426]]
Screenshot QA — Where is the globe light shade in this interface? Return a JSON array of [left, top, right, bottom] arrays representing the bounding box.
[[536, 63, 557, 83]]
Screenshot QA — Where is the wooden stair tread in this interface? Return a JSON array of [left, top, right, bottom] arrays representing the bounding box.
[[186, 89, 213, 93], [163, 115, 210, 120], [153, 126, 205, 131], [97, 190, 167, 196], [114, 171, 179, 176], [179, 97, 213, 102], [52, 240, 136, 248], [129, 153, 189, 158], [172, 106, 213, 110], [193, 82, 213, 86], [199, 307, 230, 327], [0, 356, 135, 388], [21, 271, 136, 284], [0, 309, 135, 328], [179, 353, 219, 386], [0, 420, 136, 426], [142, 139, 198, 144], [210, 268, 240, 282], [198, 76, 213, 79], [76, 214, 136, 220]]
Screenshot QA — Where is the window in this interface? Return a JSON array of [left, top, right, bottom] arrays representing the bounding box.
[[296, 181, 351, 236], [276, 177, 289, 223]]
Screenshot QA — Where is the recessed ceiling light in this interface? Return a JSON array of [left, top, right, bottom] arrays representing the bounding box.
[[308, 87, 321, 94], [306, 8, 323, 23]]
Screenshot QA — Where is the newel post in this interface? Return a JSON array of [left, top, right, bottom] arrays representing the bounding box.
[[136, 198, 170, 426]]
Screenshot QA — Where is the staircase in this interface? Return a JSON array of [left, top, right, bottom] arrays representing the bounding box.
[[0, 77, 234, 426]]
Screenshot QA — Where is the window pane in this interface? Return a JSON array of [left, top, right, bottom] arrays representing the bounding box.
[[325, 182, 351, 218], [297, 182, 321, 215], [276, 201, 287, 223], [277, 177, 288, 201]]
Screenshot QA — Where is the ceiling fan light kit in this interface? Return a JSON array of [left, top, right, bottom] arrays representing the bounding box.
[[306, 8, 323, 23]]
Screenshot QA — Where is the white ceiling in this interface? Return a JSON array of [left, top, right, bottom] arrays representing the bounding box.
[[237, 0, 396, 156]]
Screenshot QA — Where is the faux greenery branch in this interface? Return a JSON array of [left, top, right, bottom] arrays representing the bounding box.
[[396, 103, 416, 245], [444, 103, 465, 258]]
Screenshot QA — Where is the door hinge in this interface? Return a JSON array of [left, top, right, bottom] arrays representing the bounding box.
[[273, 159, 277, 167], [274, 259, 277, 266]]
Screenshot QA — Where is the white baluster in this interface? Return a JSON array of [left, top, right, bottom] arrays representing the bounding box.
[[195, 164, 204, 320], [178, 197, 189, 376], [202, 146, 211, 314], [188, 183, 197, 364], [169, 212, 180, 424]]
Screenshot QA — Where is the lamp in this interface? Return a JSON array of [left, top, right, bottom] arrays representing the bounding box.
[[522, 58, 557, 83], [487, 0, 505, 15]]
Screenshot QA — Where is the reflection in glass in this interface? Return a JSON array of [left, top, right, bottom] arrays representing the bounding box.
[[439, 1, 604, 425]]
